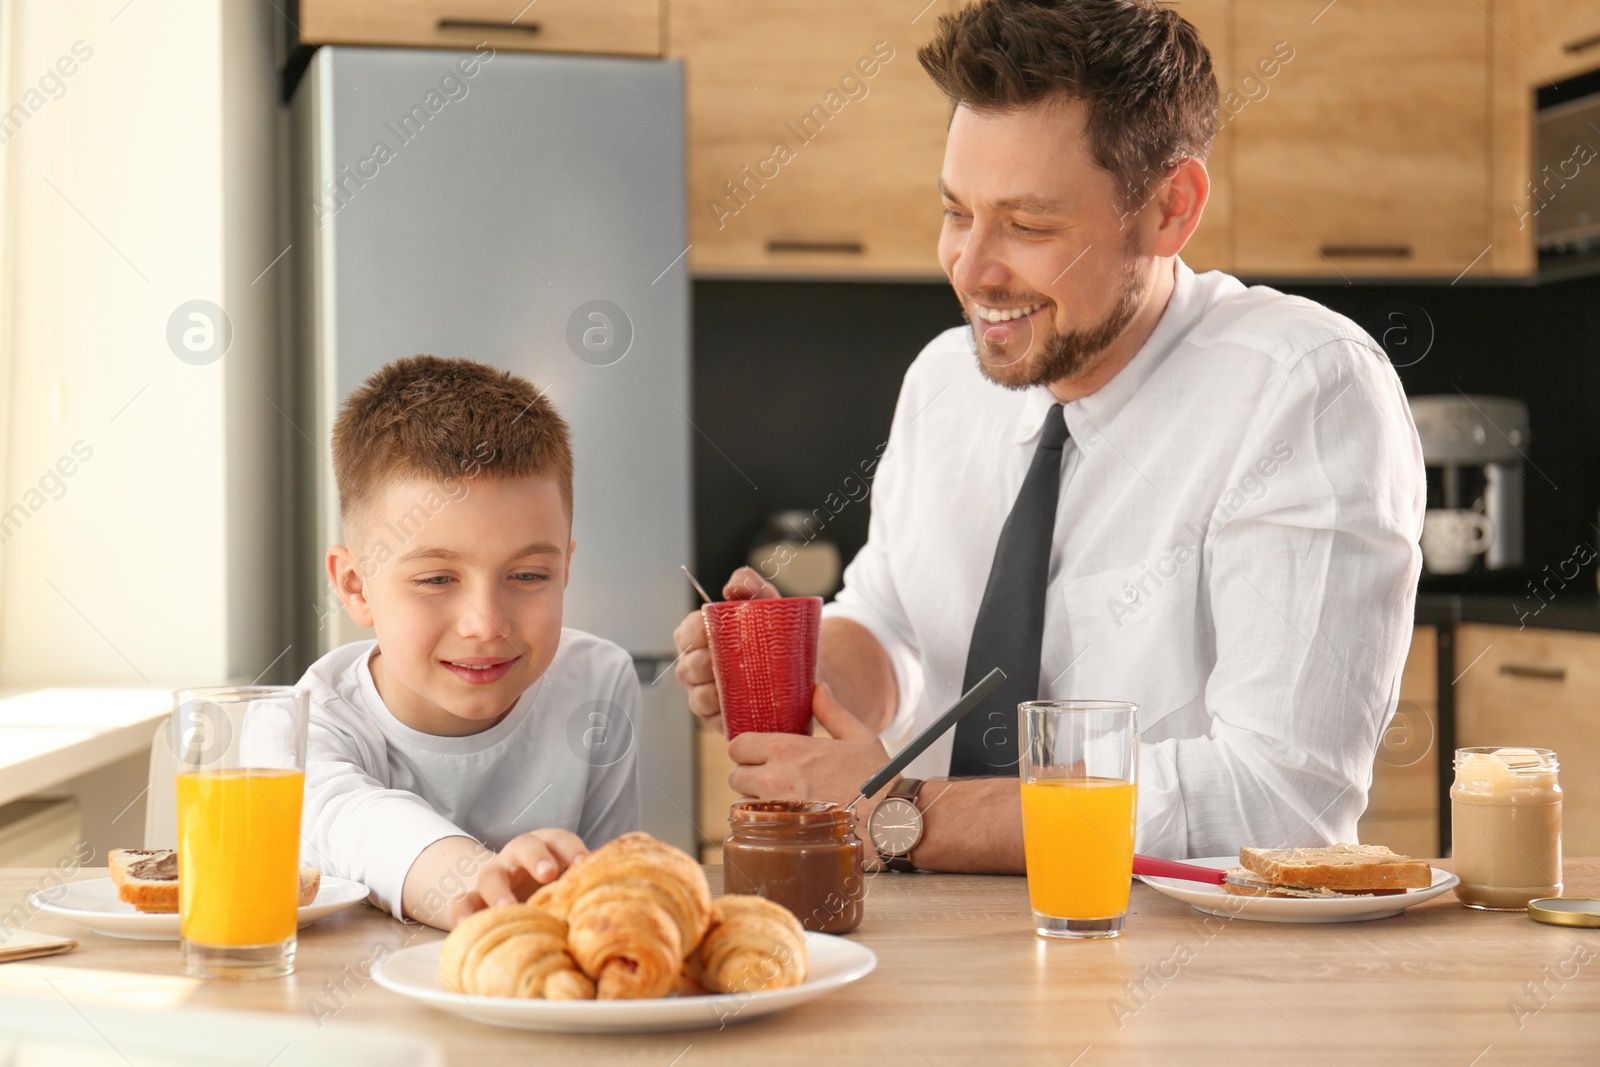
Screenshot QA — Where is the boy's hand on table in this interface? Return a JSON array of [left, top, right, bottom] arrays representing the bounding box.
[[448, 828, 589, 926]]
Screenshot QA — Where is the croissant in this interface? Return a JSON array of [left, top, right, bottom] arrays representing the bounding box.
[[672, 963, 710, 997], [690, 895, 809, 994], [437, 904, 595, 999], [530, 832, 713, 999]]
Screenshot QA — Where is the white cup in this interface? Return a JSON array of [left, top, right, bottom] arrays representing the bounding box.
[[1422, 509, 1494, 574]]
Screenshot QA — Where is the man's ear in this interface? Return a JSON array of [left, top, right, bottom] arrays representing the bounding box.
[[563, 539, 576, 591], [1150, 156, 1209, 258], [327, 545, 376, 629]]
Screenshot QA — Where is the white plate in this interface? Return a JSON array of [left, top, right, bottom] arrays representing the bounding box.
[[372, 933, 877, 1034], [30, 876, 369, 940], [1137, 856, 1460, 923]]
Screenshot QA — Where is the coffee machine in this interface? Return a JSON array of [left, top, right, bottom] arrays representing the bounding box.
[[1408, 396, 1527, 576]]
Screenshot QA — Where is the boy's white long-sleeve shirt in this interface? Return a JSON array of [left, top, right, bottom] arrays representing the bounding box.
[[298, 629, 641, 917]]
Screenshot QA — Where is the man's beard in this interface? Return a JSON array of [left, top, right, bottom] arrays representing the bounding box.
[[965, 239, 1149, 391]]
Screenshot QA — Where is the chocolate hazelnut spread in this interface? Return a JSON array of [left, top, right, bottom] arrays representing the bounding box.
[[722, 800, 865, 934], [127, 850, 178, 881]]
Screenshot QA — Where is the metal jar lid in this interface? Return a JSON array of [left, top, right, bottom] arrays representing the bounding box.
[[1527, 898, 1600, 928]]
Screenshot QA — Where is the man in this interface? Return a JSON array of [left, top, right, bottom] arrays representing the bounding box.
[[673, 0, 1423, 872]]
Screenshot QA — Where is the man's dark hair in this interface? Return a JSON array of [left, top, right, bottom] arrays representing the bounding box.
[[919, 0, 1218, 211]]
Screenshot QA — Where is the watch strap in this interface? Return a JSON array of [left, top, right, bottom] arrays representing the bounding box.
[[888, 776, 924, 803]]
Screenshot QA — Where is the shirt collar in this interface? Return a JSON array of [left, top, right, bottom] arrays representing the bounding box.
[[1013, 383, 1064, 446], [1012, 257, 1201, 446]]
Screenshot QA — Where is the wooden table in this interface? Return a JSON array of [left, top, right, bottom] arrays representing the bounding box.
[[3, 862, 1598, 1065]]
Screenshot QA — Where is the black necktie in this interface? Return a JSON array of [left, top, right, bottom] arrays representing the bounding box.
[[948, 404, 1069, 777]]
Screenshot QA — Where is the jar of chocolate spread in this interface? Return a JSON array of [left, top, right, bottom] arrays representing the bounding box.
[[722, 800, 865, 934]]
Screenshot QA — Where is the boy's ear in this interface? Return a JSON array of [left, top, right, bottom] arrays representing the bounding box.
[[327, 545, 376, 628], [563, 539, 576, 590]]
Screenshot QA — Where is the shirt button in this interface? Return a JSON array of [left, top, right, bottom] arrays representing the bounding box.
[[1122, 585, 1139, 603]]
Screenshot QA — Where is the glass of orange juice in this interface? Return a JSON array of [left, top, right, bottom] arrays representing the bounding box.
[[1019, 700, 1138, 940], [171, 686, 309, 979]]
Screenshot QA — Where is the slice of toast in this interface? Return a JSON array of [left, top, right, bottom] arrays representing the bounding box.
[[1239, 844, 1431, 892], [298, 866, 321, 907], [109, 848, 178, 913], [1222, 869, 1348, 898], [1220, 867, 1406, 898], [110, 849, 321, 913]]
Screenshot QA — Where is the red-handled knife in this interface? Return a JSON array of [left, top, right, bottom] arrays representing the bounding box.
[[1132, 855, 1226, 884]]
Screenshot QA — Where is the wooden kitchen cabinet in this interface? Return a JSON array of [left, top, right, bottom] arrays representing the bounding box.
[[296, 0, 663, 57], [1230, 0, 1492, 278], [671, 0, 1235, 278], [1489, 0, 1538, 276], [697, 719, 740, 863], [1519, 0, 1600, 87], [669, 0, 1542, 279], [1455, 623, 1600, 856], [1359, 625, 1440, 858], [669, 0, 954, 277]]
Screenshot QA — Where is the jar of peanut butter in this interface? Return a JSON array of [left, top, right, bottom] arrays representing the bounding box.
[[1451, 747, 1562, 910], [722, 800, 865, 933]]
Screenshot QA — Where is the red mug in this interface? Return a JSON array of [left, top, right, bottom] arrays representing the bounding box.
[[702, 596, 823, 741]]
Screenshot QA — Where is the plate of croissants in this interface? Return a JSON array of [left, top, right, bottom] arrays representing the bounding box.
[[372, 832, 877, 1033]]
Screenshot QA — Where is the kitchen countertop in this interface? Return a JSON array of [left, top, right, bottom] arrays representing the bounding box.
[[0, 689, 173, 809], [3, 862, 1597, 1065], [1416, 592, 1600, 633]]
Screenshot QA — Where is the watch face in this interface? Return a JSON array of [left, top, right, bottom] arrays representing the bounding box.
[[869, 797, 923, 857]]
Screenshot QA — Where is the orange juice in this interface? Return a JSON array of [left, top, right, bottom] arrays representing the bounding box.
[[1021, 777, 1138, 918], [176, 768, 304, 947]]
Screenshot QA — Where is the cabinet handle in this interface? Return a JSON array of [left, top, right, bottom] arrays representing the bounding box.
[[1318, 244, 1413, 258], [1497, 663, 1567, 682], [766, 240, 865, 255], [437, 19, 543, 35], [1562, 32, 1600, 55]]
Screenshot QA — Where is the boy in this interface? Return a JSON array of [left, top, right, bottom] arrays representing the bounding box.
[[299, 355, 640, 930]]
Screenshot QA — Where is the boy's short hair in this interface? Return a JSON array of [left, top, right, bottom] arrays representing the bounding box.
[[332, 355, 573, 538]]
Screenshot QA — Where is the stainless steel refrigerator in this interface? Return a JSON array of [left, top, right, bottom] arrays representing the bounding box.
[[288, 45, 696, 852]]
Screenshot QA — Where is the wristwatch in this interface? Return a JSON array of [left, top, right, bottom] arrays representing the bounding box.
[[867, 777, 926, 872]]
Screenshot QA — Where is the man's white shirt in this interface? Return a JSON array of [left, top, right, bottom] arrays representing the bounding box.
[[826, 258, 1425, 859], [298, 630, 641, 917]]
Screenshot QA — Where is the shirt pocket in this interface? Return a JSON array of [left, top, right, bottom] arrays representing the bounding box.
[[1054, 559, 1205, 732]]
